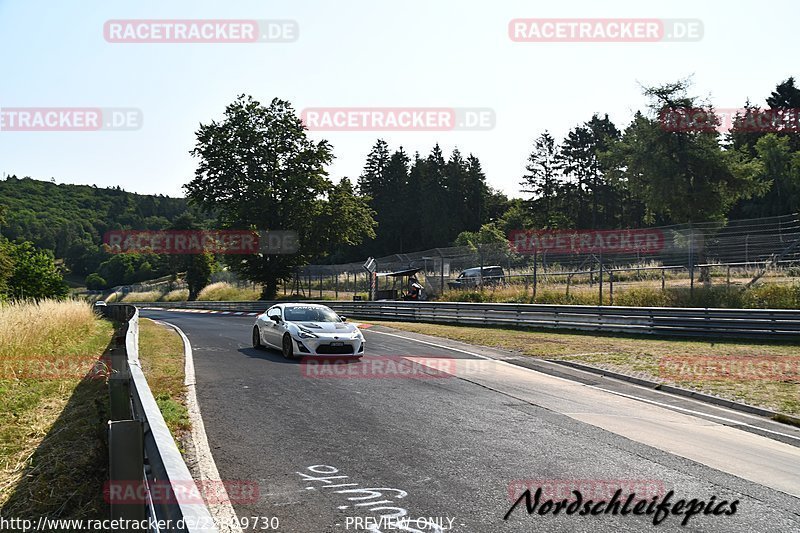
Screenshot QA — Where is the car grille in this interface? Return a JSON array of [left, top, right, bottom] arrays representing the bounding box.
[[316, 343, 355, 355]]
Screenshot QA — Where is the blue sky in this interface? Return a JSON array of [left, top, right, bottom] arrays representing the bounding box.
[[1, 0, 797, 198]]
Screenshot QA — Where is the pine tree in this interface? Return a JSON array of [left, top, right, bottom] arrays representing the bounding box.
[[520, 132, 562, 227]]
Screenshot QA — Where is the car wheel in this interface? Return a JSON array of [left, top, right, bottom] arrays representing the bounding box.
[[282, 334, 295, 360], [252, 326, 263, 349]]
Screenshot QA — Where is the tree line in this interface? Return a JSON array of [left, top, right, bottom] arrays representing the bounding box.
[[514, 77, 800, 231], [351, 140, 508, 258], [1, 77, 799, 299]]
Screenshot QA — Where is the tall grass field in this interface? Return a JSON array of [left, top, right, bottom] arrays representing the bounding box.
[[0, 299, 113, 519]]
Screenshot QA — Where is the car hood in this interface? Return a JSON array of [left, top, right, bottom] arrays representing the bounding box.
[[292, 321, 358, 334]]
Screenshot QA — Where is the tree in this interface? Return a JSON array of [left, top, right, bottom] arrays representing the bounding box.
[[732, 134, 800, 217], [464, 154, 489, 230], [520, 132, 563, 226], [559, 125, 593, 227], [453, 223, 507, 248], [417, 144, 451, 248], [3, 241, 69, 300], [184, 95, 376, 298], [358, 140, 391, 200], [0, 246, 12, 299], [607, 81, 766, 224], [356, 142, 407, 256], [167, 212, 213, 300], [186, 252, 213, 300], [766, 77, 800, 152], [85, 273, 107, 290], [381, 148, 411, 253]]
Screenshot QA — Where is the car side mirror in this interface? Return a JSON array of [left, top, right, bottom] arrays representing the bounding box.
[[339, 315, 347, 322], [270, 315, 281, 323]]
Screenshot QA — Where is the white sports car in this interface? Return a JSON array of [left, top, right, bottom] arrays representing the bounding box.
[[252, 303, 365, 359]]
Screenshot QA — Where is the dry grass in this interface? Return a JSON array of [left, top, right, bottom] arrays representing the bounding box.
[[121, 290, 164, 302], [368, 320, 800, 416], [162, 289, 190, 302], [0, 299, 113, 518], [137, 319, 189, 439], [197, 281, 261, 301], [0, 299, 99, 360]]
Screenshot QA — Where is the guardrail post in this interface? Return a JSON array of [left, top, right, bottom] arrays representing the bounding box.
[[109, 330, 132, 421], [109, 419, 146, 526]]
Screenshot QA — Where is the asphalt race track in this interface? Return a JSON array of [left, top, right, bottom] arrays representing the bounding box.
[[141, 310, 800, 533]]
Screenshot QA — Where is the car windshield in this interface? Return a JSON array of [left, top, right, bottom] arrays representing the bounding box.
[[283, 306, 340, 322]]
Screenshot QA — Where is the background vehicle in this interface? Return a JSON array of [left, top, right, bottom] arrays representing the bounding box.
[[447, 266, 506, 289], [252, 303, 364, 359]]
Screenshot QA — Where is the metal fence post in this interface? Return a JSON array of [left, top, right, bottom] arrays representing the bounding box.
[[598, 252, 604, 305], [479, 245, 484, 291], [609, 270, 614, 305], [689, 225, 695, 297], [439, 249, 445, 296]]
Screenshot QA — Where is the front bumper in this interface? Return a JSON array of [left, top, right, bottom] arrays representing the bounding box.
[[294, 336, 365, 356]]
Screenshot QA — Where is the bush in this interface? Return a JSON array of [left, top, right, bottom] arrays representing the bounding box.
[[197, 282, 261, 301], [741, 284, 800, 309], [532, 289, 600, 305], [614, 287, 674, 307], [84, 273, 107, 290], [3, 241, 69, 300], [162, 289, 189, 302], [668, 286, 743, 308], [120, 290, 164, 302]]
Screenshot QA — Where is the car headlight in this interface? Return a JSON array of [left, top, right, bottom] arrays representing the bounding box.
[[297, 329, 318, 339]]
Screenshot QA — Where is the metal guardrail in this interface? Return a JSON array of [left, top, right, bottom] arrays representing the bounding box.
[[134, 300, 800, 340], [102, 304, 218, 532]]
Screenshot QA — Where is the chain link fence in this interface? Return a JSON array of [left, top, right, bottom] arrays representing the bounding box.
[[291, 213, 800, 303]]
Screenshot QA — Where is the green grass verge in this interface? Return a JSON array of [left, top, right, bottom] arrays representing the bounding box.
[[137, 319, 189, 441]]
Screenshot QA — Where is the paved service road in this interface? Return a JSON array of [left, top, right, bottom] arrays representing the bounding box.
[[141, 310, 800, 533]]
